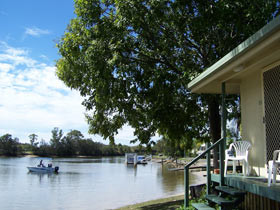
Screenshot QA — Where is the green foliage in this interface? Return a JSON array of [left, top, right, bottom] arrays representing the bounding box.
[[29, 133, 39, 153], [176, 188, 218, 210], [19, 143, 33, 153], [0, 129, 136, 157], [34, 139, 53, 157], [56, 0, 279, 148], [0, 134, 19, 156], [153, 135, 205, 157], [33, 128, 134, 157], [29, 133, 38, 146], [153, 137, 185, 157], [50, 127, 63, 151]]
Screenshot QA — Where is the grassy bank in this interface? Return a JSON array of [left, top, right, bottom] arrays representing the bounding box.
[[115, 194, 184, 210]]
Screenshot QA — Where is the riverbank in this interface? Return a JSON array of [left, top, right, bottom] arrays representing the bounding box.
[[115, 194, 184, 210]]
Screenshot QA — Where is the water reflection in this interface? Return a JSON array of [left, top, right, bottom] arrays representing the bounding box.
[[125, 164, 138, 177], [157, 164, 184, 192], [27, 172, 53, 183], [0, 156, 204, 210]]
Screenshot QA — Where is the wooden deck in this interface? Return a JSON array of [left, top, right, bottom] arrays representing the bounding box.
[[211, 174, 280, 209]]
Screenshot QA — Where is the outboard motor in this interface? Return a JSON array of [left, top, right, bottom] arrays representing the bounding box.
[[54, 166, 59, 173]]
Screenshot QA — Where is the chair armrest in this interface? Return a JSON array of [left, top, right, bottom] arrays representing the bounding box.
[[226, 143, 234, 155], [225, 149, 230, 158], [225, 148, 234, 158], [228, 143, 234, 151], [273, 150, 280, 162]]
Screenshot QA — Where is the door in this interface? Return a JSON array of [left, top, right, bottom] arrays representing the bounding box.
[[263, 65, 280, 163]]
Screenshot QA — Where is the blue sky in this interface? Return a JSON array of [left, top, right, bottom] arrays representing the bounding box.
[[0, 0, 147, 145]]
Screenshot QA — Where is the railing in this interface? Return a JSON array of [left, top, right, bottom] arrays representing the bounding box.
[[184, 137, 225, 207]]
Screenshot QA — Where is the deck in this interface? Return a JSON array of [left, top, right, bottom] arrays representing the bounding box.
[[211, 173, 280, 209]]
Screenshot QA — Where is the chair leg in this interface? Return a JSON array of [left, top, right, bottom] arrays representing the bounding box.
[[268, 161, 272, 186], [243, 160, 246, 176], [273, 164, 277, 184], [224, 160, 228, 176], [233, 160, 236, 174], [246, 161, 250, 176], [244, 160, 249, 176]]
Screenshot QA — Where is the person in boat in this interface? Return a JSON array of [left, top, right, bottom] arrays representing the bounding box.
[[39, 159, 45, 167]]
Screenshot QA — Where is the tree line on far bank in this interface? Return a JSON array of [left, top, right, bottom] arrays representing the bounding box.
[[0, 127, 147, 157], [0, 126, 238, 157]]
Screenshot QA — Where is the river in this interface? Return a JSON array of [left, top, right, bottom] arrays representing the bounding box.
[[0, 156, 205, 210]]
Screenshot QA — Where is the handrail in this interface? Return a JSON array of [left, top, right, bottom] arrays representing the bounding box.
[[185, 137, 224, 168], [184, 137, 225, 208]]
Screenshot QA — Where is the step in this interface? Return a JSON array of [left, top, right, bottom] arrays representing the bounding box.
[[192, 203, 215, 210], [215, 186, 246, 196], [206, 194, 237, 206]]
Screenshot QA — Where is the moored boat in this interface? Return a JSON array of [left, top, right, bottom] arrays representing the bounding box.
[[125, 153, 137, 165], [137, 156, 147, 164]]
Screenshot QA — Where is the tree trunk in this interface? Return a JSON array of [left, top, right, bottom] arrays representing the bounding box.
[[208, 96, 221, 169]]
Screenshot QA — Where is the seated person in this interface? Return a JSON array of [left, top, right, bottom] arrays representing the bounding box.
[[38, 160, 45, 167]]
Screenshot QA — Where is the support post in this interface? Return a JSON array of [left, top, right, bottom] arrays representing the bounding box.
[[184, 166, 189, 208], [222, 83, 227, 152], [206, 142, 211, 195], [220, 82, 226, 186]]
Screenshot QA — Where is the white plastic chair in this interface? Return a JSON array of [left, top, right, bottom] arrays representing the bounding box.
[[225, 141, 251, 176], [268, 150, 280, 186]]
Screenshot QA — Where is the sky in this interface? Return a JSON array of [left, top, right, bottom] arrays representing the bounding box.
[[0, 0, 151, 145]]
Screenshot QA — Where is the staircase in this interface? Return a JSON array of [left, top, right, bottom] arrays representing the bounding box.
[[184, 138, 246, 210], [192, 186, 246, 210]]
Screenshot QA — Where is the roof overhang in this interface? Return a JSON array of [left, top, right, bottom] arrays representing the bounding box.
[[188, 16, 280, 94]]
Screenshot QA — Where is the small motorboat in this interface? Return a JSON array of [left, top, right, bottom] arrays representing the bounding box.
[[137, 156, 148, 164], [27, 159, 59, 173]]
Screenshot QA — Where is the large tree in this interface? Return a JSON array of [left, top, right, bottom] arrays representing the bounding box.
[[56, 0, 279, 165]]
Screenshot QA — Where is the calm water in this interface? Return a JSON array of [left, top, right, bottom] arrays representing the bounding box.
[[0, 156, 205, 210]]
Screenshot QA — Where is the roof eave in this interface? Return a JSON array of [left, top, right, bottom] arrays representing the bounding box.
[[188, 15, 280, 92]]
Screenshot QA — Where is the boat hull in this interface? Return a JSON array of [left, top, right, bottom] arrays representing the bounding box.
[[27, 167, 58, 173], [137, 160, 148, 164]]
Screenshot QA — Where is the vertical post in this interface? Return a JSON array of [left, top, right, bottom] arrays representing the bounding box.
[[220, 82, 226, 186], [206, 142, 211, 195], [222, 83, 227, 152], [184, 166, 189, 208]]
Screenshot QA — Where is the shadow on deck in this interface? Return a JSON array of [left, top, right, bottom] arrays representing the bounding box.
[[212, 174, 280, 209]]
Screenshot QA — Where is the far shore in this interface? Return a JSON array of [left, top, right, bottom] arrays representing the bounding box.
[[0, 154, 126, 158]]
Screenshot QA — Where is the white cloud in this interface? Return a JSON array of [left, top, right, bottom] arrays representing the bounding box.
[[0, 63, 14, 72], [114, 124, 160, 144], [40, 54, 49, 61], [115, 124, 136, 143], [0, 43, 85, 142], [0, 42, 137, 145], [24, 27, 50, 37]]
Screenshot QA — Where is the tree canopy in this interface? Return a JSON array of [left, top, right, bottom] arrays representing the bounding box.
[[0, 134, 19, 156], [56, 0, 279, 146]]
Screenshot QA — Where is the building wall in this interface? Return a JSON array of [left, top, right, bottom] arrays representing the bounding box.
[[241, 192, 280, 210], [240, 70, 266, 177]]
